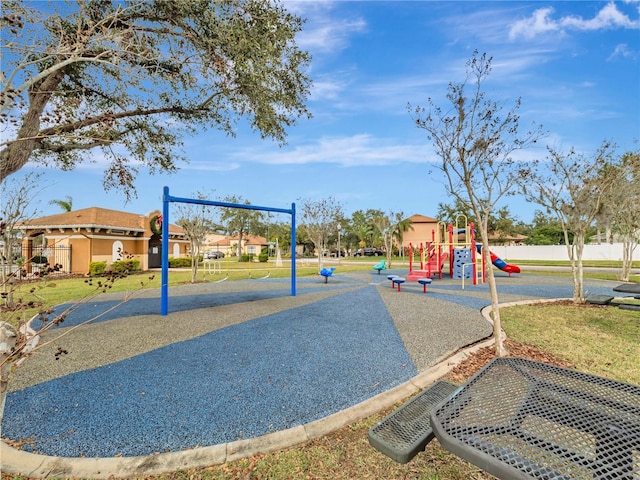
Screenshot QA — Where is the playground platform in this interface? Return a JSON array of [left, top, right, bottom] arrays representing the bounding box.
[[1, 271, 621, 478]]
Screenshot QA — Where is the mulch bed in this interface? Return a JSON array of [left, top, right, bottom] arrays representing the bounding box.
[[444, 338, 573, 384]]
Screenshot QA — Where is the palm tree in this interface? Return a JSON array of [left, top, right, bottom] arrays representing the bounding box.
[[49, 196, 73, 212], [392, 212, 413, 257]]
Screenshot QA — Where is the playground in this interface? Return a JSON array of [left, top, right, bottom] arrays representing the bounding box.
[[372, 219, 521, 294], [1, 266, 623, 478]]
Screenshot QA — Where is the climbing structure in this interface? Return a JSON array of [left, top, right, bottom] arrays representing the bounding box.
[[407, 216, 485, 285]]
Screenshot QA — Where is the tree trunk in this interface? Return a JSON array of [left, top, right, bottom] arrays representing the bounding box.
[[0, 71, 65, 182], [0, 322, 18, 432], [236, 232, 244, 260], [568, 237, 586, 303], [621, 236, 636, 282], [482, 239, 506, 357], [191, 254, 198, 283]]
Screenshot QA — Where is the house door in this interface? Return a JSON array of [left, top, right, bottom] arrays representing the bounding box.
[[148, 234, 162, 268]]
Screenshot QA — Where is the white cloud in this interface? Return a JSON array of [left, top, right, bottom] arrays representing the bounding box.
[[509, 7, 560, 40], [309, 73, 352, 101], [183, 161, 241, 172], [561, 2, 638, 30], [288, 2, 367, 53], [607, 43, 637, 60], [235, 134, 429, 167], [509, 2, 639, 40]]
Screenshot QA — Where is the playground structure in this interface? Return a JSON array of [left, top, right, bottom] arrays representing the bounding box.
[[406, 217, 520, 286]]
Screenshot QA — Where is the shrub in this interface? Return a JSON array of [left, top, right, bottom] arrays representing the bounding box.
[[241, 254, 254, 262], [169, 257, 192, 268], [31, 255, 48, 264], [112, 259, 140, 273], [89, 261, 107, 275], [258, 253, 268, 262]]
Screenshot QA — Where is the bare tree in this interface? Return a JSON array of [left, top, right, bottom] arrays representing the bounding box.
[[1, 1, 311, 197], [411, 51, 545, 356], [1, 270, 154, 430], [518, 142, 619, 301], [1, 172, 44, 305], [174, 192, 213, 283], [605, 150, 640, 281], [371, 211, 399, 268], [299, 197, 344, 271]]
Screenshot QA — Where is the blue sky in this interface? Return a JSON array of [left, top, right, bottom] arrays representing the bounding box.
[[21, 1, 640, 224]]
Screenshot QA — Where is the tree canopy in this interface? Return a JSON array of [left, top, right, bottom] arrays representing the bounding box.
[[518, 141, 619, 301], [1, 0, 311, 197]]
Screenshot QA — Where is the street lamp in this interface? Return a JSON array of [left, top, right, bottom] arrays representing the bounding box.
[[337, 223, 341, 265]]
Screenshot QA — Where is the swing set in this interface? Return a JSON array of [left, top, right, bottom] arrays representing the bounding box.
[[160, 186, 297, 315]]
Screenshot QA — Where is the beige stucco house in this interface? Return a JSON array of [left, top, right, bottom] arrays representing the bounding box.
[[19, 207, 188, 274], [203, 233, 269, 257], [401, 214, 443, 249]]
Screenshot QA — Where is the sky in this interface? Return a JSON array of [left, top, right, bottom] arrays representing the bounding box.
[[12, 1, 640, 225]]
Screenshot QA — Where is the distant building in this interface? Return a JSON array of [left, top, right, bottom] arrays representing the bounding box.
[[203, 233, 269, 257], [19, 207, 188, 274], [401, 214, 441, 249]]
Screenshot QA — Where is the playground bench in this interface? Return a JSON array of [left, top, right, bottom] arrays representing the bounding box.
[[368, 380, 458, 463]]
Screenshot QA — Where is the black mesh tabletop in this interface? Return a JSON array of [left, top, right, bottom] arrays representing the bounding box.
[[613, 284, 640, 294], [430, 357, 640, 479]]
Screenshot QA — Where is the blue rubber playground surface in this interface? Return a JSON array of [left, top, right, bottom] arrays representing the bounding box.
[[2, 270, 618, 459]]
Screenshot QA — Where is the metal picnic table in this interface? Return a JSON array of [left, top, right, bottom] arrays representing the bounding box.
[[430, 357, 640, 479], [613, 283, 640, 296]]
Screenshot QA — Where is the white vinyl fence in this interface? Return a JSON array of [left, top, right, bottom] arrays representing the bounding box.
[[492, 244, 640, 262]]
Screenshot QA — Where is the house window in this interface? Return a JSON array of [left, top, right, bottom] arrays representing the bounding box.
[[248, 245, 257, 255], [112, 241, 124, 262]]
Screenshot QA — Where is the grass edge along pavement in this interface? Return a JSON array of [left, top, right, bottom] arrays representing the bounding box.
[[1, 268, 640, 478]]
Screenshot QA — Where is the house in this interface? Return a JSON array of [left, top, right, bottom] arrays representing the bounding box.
[[400, 214, 442, 250], [488, 232, 527, 246], [19, 207, 188, 274], [203, 233, 269, 257]]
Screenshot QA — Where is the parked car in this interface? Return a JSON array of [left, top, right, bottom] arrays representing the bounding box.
[[204, 251, 225, 259], [354, 247, 384, 257], [330, 249, 346, 257]]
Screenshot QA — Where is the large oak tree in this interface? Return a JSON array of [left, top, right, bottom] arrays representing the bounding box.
[[1, 0, 311, 197]]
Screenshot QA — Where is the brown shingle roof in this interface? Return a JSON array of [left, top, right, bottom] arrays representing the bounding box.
[[21, 207, 183, 234], [407, 214, 438, 223], [22, 207, 145, 230]]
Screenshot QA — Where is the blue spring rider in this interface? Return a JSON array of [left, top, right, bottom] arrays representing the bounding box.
[[320, 267, 336, 283]]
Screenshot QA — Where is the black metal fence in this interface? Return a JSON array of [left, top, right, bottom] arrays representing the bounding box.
[[21, 244, 72, 275]]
